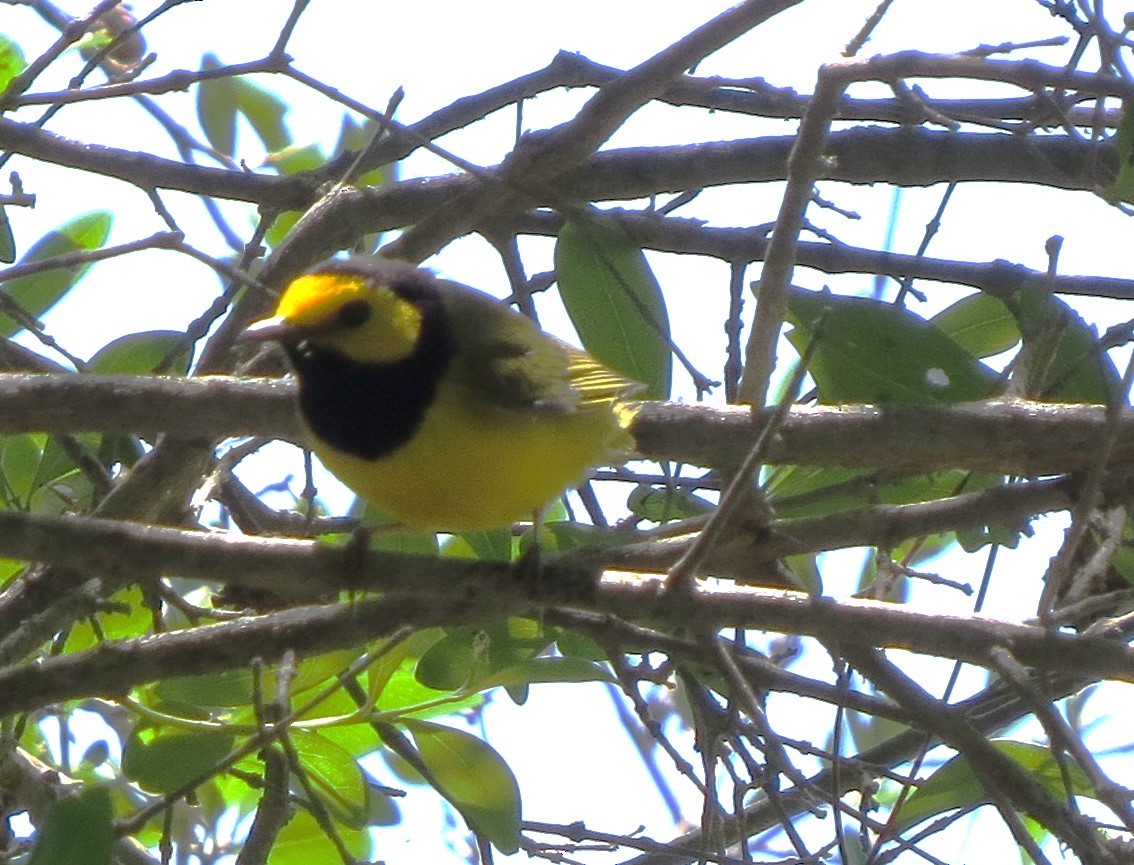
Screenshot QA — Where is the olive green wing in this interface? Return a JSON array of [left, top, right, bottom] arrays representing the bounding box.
[[559, 344, 643, 404], [442, 285, 642, 413]]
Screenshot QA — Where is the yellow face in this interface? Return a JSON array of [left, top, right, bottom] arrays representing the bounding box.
[[274, 273, 424, 364]]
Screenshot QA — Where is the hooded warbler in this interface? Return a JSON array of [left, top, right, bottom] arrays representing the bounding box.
[[243, 256, 643, 531]]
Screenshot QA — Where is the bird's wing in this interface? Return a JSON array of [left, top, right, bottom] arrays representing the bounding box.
[[445, 291, 641, 414], [560, 345, 644, 404]]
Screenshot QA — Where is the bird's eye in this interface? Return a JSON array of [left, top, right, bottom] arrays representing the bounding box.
[[336, 300, 371, 329]]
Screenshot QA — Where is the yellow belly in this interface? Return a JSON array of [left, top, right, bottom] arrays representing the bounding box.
[[309, 381, 630, 532]]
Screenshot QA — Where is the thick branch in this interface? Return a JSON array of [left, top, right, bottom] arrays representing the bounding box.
[[501, 209, 1134, 299], [0, 119, 1109, 212], [462, 52, 1119, 129], [2, 374, 1134, 475], [632, 399, 1134, 475], [613, 477, 1077, 575], [279, 129, 1112, 265], [0, 510, 1131, 712], [0, 592, 504, 718], [0, 118, 317, 209]]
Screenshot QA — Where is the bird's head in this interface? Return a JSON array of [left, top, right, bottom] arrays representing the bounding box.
[[242, 259, 433, 364]]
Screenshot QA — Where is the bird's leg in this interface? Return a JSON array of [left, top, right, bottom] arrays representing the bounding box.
[[513, 509, 545, 587], [342, 524, 373, 598]]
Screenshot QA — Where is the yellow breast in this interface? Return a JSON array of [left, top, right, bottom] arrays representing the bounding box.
[[310, 377, 630, 531]]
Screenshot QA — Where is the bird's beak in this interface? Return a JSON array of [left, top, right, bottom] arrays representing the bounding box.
[[239, 315, 291, 344]]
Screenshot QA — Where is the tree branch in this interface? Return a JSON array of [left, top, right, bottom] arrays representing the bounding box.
[[499, 209, 1134, 300], [384, 0, 805, 261], [0, 510, 1131, 715], [2, 374, 1134, 475], [0, 118, 1110, 214]]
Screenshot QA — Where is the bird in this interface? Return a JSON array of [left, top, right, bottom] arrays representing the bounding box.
[[242, 256, 643, 532]]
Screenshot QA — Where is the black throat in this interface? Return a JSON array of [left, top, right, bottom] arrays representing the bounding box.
[[287, 300, 455, 460]]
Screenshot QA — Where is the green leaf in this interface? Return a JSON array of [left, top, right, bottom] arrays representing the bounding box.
[[895, 740, 1096, 832], [261, 145, 324, 249], [1001, 286, 1119, 403], [556, 217, 672, 399], [0, 433, 44, 506], [0, 557, 24, 589], [288, 650, 364, 696], [153, 668, 259, 709], [627, 483, 715, 522], [19, 430, 107, 514], [268, 809, 369, 865], [233, 76, 290, 153], [196, 53, 290, 157], [539, 518, 630, 553], [445, 528, 514, 562], [155, 650, 359, 710], [765, 465, 877, 518], [897, 531, 958, 569], [30, 467, 91, 515], [351, 499, 439, 555], [29, 786, 114, 865], [86, 330, 192, 375], [263, 209, 303, 251], [122, 726, 235, 793], [783, 552, 823, 594], [766, 465, 994, 520], [290, 730, 370, 828], [262, 115, 391, 251], [201, 773, 254, 826], [956, 520, 1024, 552], [332, 114, 391, 189], [1104, 519, 1134, 587], [1104, 100, 1134, 204], [476, 656, 614, 689], [374, 655, 483, 719], [367, 629, 444, 703], [931, 293, 1019, 358], [404, 719, 522, 853], [34, 434, 95, 492], [77, 6, 145, 69], [416, 619, 553, 692], [0, 206, 14, 264], [786, 288, 1003, 404], [63, 586, 150, 651], [1, 211, 112, 337], [264, 142, 326, 176], [767, 465, 1023, 555], [196, 54, 237, 156], [76, 29, 116, 62], [766, 465, 1024, 552], [315, 719, 383, 763], [0, 34, 26, 92], [556, 629, 607, 660]]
